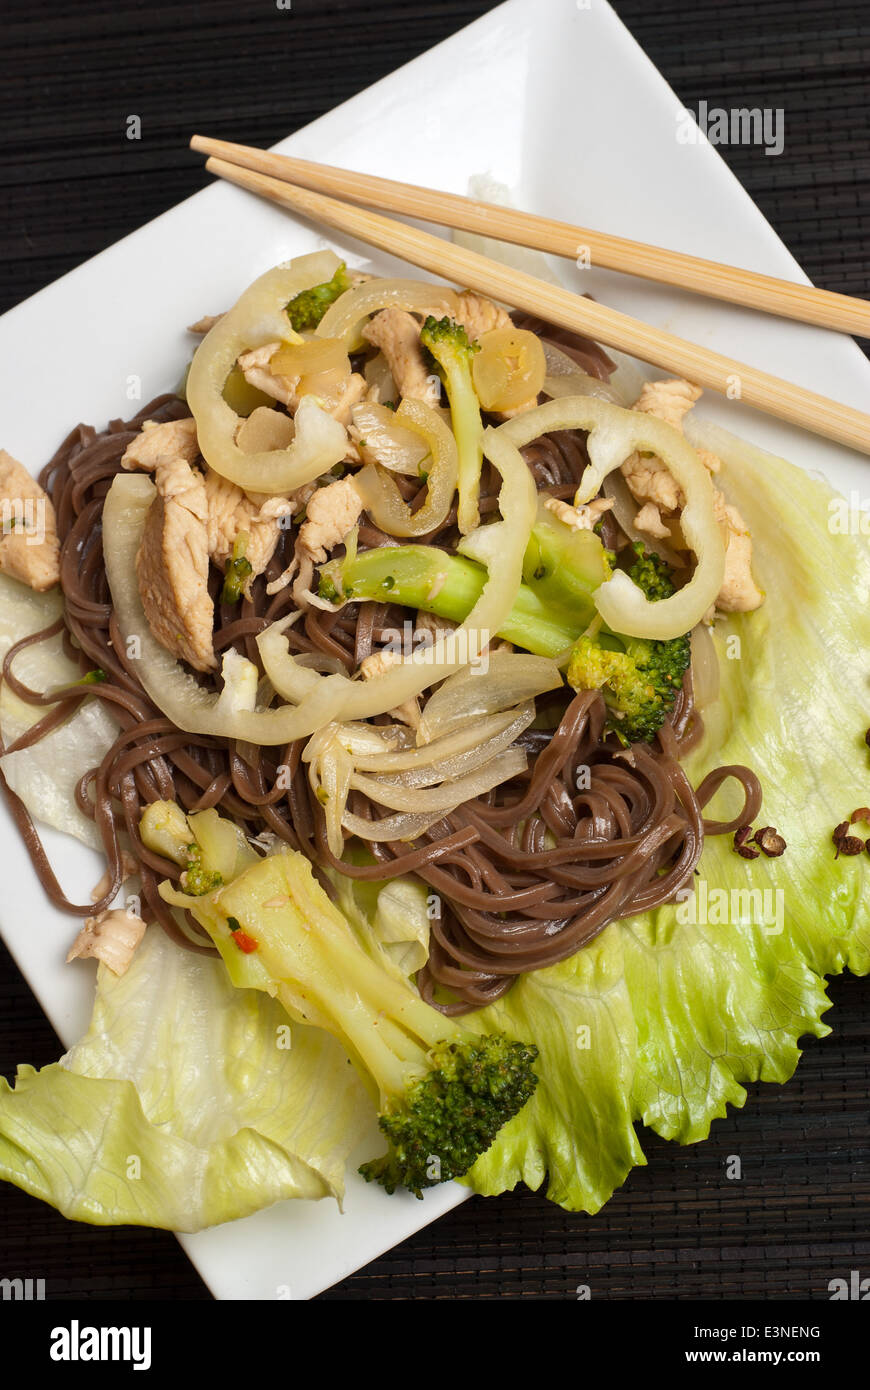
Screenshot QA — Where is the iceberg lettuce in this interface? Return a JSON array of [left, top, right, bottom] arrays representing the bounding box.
[[463, 428, 870, 1210], [0, 926, 370, 1230]]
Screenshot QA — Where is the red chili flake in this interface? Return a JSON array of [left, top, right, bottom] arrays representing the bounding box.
[[753, 826, 786, 858], [231, 928, 258, 954]]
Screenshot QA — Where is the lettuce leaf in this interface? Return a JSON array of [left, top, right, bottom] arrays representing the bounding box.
[[0, 926, 370, 1230], [464, 431, 870, 1210], [0, 573, 119, 849]]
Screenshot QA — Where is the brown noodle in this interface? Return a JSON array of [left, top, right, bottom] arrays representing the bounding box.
[[0, 329, 762, 1011]]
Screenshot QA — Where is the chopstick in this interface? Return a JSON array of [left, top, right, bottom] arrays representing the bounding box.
[[191, 135, 870, 339], [197, 151, 870, 459]]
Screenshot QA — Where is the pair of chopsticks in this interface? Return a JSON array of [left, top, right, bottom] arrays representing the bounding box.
[[191, 134, 870, 457]]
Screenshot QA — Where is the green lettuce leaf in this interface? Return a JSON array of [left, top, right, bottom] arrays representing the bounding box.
[[464, 430, 870, 1210], [0, 926, 370, 1230]]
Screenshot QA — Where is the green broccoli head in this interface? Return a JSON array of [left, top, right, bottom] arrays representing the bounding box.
[[180, 843, 223, 896], [627, 541, 675, 601], [181, 850, 539, 1199], [420, 314, 479, 373], [567, 544, 691, 743], [360, 1034, 539, 1197], [285, 263, 351, 332]]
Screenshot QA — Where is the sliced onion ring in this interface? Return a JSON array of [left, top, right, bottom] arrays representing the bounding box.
[[317, 277, 459, 350], [352, 398, 458, 537], [496, 396, 725, 639], [186, 251, 349, 493]]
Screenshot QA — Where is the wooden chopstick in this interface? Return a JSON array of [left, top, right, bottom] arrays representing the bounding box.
[[198, 152, 870, 459], [191, 134, 870, 339]]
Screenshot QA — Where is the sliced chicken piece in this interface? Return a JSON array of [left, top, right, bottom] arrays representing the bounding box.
[[633, 502, 672, 540], [362, 308, 439, 406], [187, 313, 224, 335], [297, 477, 364, 564], [360, 648, 420, 729], [136, 457, 216, 672], [0, 450, 60, 591], [415, 609, 457, 640], [237, 342, 298, 408], [543, 495, 614, 532], [451, 290, 511, 340], [67, 907, 147, 976], [203, 469, 284, 591], [265, 478, 364, 600], [712, 491, 764, 612], [634, 378, 702, 430], [121, 416, 199, 472]]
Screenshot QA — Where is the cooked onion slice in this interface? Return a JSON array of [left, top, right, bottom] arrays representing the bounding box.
[[186, 251, 348, 493], [317, 276, 459, 350], [351, 401, 430, 475], [353, 399, 458, 537], [497, 397, 725, 639]]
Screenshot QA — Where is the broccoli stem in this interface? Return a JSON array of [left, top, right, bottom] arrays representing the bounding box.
[[321, 544, 591, 659], [184, 850, 539, 1196], [420, 316, 484, 534]]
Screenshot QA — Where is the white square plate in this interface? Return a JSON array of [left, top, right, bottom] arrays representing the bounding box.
[[1, 0, 868, 1299]]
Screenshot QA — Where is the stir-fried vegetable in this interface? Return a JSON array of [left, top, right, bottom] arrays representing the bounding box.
[[104, 420, 537, 740], [472, 325, 546, 411], [352, 397, 458, 537], [285, 262, 351, 332], [420, 315, 484, 534], [185, 251, 348, 492], [498, 396, 725, 639], [164, 849, 539, 1198]]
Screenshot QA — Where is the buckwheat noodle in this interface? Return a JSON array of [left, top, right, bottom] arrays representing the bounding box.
[[0, 321, 762, 1012]]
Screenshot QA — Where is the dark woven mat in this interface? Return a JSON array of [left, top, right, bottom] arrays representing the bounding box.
[[1, 0, 868, 1300]]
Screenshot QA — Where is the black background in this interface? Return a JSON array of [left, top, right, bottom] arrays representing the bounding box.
[[1, 0, 868, 1301]]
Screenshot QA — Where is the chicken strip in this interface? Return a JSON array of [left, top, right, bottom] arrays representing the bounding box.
[[451, 291, 511, 341], [203, 468, 285, 592], [543, 495, 614, 532], [67, 907, 147, 976], [121, 416, 199, 472], [297, 477, 364, 565], [362, 308, 440, 406], [136, 457, 216, 671], [360, 648, 420, 729], [0, 450, 61, 591]]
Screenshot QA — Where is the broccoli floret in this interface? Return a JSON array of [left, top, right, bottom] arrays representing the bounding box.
[[566, 545, 691, 743], [220, 531, 253, 604], [285, 263, 351, 331], [185, 851, 539, 1198], [627, 541, 675, 601], [361, 1032, 538, 1195], [180, 843, 224, 897], [420, 315, 483, 534]]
